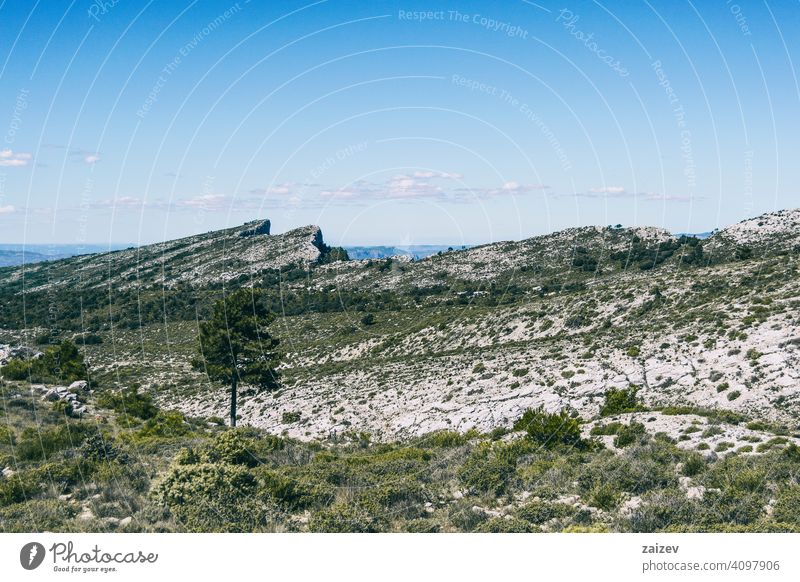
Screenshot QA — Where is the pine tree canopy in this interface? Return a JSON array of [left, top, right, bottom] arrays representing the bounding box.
[[192, 288, 281, 390]]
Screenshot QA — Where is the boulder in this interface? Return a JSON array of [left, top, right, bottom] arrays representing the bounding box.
[[68, 380, 89, 392], [42, 389, 62, 402]]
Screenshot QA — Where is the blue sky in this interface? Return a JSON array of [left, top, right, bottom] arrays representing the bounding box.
[[0, 0, 797, 246]]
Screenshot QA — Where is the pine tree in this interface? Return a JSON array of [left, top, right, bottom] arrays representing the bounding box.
[[192, 288, 281, 427]]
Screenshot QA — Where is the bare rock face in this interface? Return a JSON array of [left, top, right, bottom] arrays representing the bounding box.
[[238, 219, 271, 238]]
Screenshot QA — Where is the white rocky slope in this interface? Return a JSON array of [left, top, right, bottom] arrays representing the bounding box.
[[166, 250, 800, 442], [705, 208, 800, 255]]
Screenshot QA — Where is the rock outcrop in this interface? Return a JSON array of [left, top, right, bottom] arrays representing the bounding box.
[[238, 219, 271, 238]]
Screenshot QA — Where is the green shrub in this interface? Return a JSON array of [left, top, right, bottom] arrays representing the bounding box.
[[404, 518, 441, 533], [308, 503, 384, 533], [0, 499, 78, 532], [201, 430, 260, 467], [135, 411, 190, 439], [96, 388, 157, 420], [0, 425, 15, 446], [448, 500, 488, 531], [513, 407, 587, 450], [256, 469, 334, 510], [515, 501, 575, 524], [783, 444, 800, 462], [590, 422, 623, 436], [614, 422, 647, 448], [587, 483, 620, 510], [281, 411, 301, 424], [578, 444, 677, 495], [153, 462, 271, 532], [75, 333, 103, 345], [15, 424, 96, 462], [773, 486, 800, 525], [697, 489, 764, 526], [701, 426, 724, 438], [0, 460, 88, 506], [681, 453, 707, 477], [474, 516, 536, 532], [600, 386, 641, 416], [625, 489, 696, 532], [1, 359, 32, 380], [36, 340, 88, 383], [458, 441, 531, 495], [727, 390, 741, 401], [80, 433, 128, 463]]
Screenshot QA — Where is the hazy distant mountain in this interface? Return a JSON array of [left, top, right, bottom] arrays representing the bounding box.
[[343, 245, 472, 260], [0, 244, 131, 267]]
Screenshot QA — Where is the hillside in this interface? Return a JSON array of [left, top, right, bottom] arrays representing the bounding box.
[[2, 208, 800, 533], [0, 209, 797, 442]]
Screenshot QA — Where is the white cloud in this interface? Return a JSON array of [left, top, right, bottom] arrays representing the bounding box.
[[643, 192, 693, 202], [411, 171, 463, 180], [588, 186, 626, 195], [114, 196, 144, 207], [0, 205, 15, 214], [320, 188, 363, 199], [572, 188, 695, 202], [90, 196, 150, 209], [385, 174, 444, 198], [0, 149, 32, 167], [454, 182, 549, 197], [177, 194, 231, 209], [250, 182, 312, 196], [84, 153, 101, 164]]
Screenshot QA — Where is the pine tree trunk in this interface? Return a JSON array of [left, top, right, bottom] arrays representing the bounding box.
[[230, 376, 238, 428]]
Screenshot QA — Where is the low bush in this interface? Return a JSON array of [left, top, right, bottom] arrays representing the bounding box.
[[614, 422, 647, 448], [308, 503, 384, 533], [513, 407, 588, 450], [681, 453, 707, 477], [600, 386, 642, 417], [96, 388, 157, 420], [201, 430, 260, 467], [15, 423, 96, 462], [515, 501, 575, 524], [153, 462, 272, 532], [772, 485, 800, 525], [458, 441, 531, 495], [1, 359, 32, 380], [474, 516, 536, 532], [134, 411, 190, 439]]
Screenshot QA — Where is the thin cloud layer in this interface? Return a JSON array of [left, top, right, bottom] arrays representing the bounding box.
[[0, 149, 32, 167]]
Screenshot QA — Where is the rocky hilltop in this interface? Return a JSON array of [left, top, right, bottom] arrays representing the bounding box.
[[705, 208, 800, 257], [0, 220, 326, 293]]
